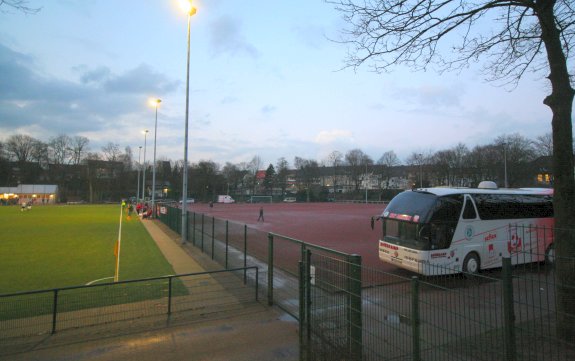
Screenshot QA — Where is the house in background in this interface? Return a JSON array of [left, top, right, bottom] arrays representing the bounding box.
[[0, 184, 58, 205]]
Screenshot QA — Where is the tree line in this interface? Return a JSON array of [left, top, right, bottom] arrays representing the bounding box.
[[0, 131, 561, 203]]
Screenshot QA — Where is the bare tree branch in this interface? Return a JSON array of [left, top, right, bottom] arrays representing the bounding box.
[[0, 0, 41, 14], [328, 0, 573, 86]]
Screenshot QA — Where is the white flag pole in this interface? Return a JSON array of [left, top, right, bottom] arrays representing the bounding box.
[[114, 202, 124, 282]]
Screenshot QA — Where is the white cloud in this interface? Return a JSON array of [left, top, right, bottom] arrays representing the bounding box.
[[315, 129, 354, 144]]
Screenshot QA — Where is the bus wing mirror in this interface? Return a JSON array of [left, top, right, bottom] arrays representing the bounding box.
[[370, 216, 381, 230]]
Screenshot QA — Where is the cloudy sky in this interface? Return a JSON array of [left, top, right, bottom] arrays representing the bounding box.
[[0, 0, 563, 168]]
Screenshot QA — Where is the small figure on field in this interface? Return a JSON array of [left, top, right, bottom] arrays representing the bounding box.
[[258, 206, 264, 222], [127, 203, 133, 220]]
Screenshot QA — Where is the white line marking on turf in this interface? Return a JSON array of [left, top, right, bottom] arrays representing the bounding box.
[[86, 276, 115, 285]]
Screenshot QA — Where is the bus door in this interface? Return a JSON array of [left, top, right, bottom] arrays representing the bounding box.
[[459, 195, 504, 269]]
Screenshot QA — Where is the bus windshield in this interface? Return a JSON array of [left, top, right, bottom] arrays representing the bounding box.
[[382, 191, 463, 250]]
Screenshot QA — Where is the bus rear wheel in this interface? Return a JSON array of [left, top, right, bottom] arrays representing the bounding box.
[[463, 253, 480, 275], [545, 244, 555, 266]]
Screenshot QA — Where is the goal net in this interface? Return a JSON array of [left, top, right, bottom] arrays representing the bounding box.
[[250, 195, 272, 203]]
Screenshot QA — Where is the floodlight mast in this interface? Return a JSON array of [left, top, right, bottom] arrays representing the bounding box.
[[181, 2, 196, 244], [151, 98, 161, 218], [142, 130, 149, 201]]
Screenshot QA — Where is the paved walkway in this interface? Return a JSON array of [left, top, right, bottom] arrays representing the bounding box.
[[2, 219, 299, 361]]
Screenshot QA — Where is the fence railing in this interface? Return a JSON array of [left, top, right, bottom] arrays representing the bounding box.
[[0, 267, 259, 343], [157, 204, 353, 319], [157, 204, 575, 361]]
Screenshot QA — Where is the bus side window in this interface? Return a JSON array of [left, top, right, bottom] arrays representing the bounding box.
[[462, 198, 477, 220]]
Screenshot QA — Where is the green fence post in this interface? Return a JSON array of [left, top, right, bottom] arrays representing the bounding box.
[[172, 207, 177, 233], [168, 277, 173, 316], [187, 208, 190, 242], [348, 254, 362, 361], [177, 207, 182, 236], [298, 260, 306, 361], [305, 249, 311, 360], [225, 220, 229, 268], [51, 289, 58, 334], [298, 252, 312, 361], [201, 214, 205, 252], [211, 216, 215, 260], [190, 212, 194, 245], [267, 233, 274, 306], [411, 276, 421, 361], [502, 257, 517, 361], [244, 224, 248, 284]]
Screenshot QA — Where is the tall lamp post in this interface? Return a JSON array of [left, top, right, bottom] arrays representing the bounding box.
[[503, 142, 508, 188], [180, 0, 197, 244], [365, 162, 368, 204], [419, 153, 423, 188], [142, 130, 149, 201], [150, 98, 161, 218], [137, 146, 142, 201]]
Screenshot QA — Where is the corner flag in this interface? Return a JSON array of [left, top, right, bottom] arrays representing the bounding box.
[[114, 202, 123, 282]]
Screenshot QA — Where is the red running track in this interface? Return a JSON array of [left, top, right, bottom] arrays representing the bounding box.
[[186, 202, 402, 274]]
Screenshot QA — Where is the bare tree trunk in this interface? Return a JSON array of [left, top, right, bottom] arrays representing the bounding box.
[[536, 2, 575, 341]]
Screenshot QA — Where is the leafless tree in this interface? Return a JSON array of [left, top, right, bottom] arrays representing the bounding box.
[[406, 152, 430, 187], [0, 0, 41, 14], [5, 134, 38, 162], [48, 134, 71, 165], [30, 139, 48, 166], [326, 150, 344, 197], [69, 136, 89, 165], [247, 156, 262, 195], [84, 152, 101, 161], [101, 142, 121, 162], [345, 148, 372, 191], [331, 0, 575, 338], [377, 150, 401, 190], [533, 132, 554, 157], [294, 156, 320, 202], [119, 146, 133, 169]]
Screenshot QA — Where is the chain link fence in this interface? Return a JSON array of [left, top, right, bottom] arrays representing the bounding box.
[[0, 267, 259, 355], [157, 204, 575, 360]]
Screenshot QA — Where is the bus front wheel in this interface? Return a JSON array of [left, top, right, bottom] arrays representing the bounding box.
[[463, 253, 480, 275]]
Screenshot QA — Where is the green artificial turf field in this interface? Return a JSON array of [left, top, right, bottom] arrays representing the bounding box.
[[0, 204, 177, 294]]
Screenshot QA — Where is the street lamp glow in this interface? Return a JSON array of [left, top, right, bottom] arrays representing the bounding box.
[[151, 98, 161, 218], [178, 0, 197, 15], [181, 2, 197, 244], [149, 98, 162, 107]]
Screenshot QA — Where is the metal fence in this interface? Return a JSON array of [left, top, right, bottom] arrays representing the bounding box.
[[156, 205, 354, 317], [0, 267, 259, 353], [157, 204, 575, 360]]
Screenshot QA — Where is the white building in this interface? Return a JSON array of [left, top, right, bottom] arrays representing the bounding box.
[[0, 184, 58, 205]]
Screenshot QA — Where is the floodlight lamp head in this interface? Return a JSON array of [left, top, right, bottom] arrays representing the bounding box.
[[179, 0, 197, 16], [149, 98, 162, 107]]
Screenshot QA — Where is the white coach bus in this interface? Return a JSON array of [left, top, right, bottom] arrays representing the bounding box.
[[374, 182, 554, 275]]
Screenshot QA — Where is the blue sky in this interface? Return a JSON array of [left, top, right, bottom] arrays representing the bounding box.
[[0, 0, 561, 168]]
